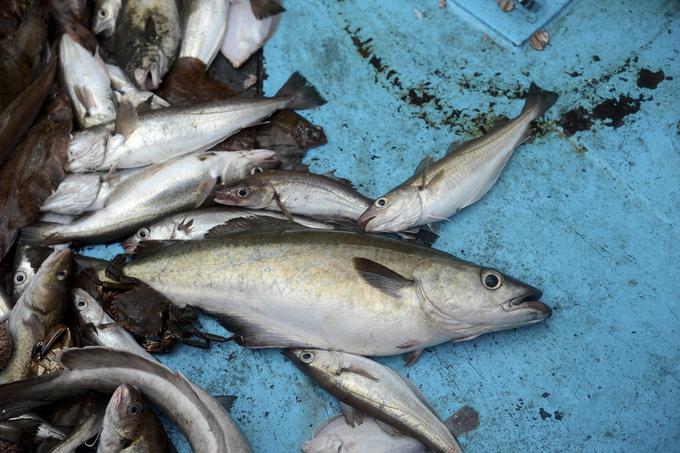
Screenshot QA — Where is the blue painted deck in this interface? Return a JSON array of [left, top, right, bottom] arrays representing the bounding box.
[[85, 1, 680, 451]]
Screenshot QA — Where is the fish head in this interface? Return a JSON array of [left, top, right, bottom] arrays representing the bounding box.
[[121, 222, 174, 254], [358, 187, 422, 233], [72, 288, 105, 325], [416, 259, 551, 339], [214, 149, 280, 184], [10, 246, 53, 303], [103, 384, 145, 447], [285, 349, 346, 382], [68, 127, 109, 172], [92, 0, 120, 37], [130, 48, 168, 91], [213, 177, 277, 210], [23, 248, 73, 317]]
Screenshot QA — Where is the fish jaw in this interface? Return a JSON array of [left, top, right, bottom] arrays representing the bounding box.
[[134, 63, 162, 91], [359, 187, 423, 233]]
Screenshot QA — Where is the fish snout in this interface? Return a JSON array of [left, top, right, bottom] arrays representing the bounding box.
[[121, 237, 139, 255], [133, 65, 161, 91], [357, 212, 376, 231]]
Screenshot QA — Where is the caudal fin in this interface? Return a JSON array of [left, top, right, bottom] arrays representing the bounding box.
[[276, 72, 327, 110], [444, 405, 480, 437], [17, 223, 61, 245], [521, 83, 559, 119]]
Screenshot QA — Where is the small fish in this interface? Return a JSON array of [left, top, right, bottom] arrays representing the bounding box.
[[92, 0, 122, 37], [68, 72, 325, 172], [212, 170, 371, 222], [179, 0, 230, 67], [24, 150, 278, 245], [99, 383, 176, 453], [358, 83, 558, 233], [9, 245, 54, 304], [288, 349, 465, 453], [0, 93, 72, 261], [0, 347, 252, 453], [104, 63, 170, 110], [113, 0, 181, 90], [220, 0, 284, 68], [122, 207, 334, 254], [0, 248, 72, 384], [73, 288, 155, 361], [59, 33, 117, 128]]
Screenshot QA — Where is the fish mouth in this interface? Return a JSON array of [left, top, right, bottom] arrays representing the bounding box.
[[358, 214, 376, 231], [504, 289, 552, 319], [121, 238, 138, 255]]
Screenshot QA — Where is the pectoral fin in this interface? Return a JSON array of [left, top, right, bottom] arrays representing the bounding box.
[[74, 85, 97, 116], [114, 101, 138, 140], [353, 257, 414, 297], [196, 176, 218, 208], [273, 191, 294, 222], [375, 418, 406, 437], [340, 402, 365, 427], [339, 363, 379, 382]]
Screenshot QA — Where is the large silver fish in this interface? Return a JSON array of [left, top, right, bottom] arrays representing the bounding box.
[[288, 349, 463, 453], [98, 383, 175, 453], [358, 84, 558, 233], [113, 0, 181, 90], [0, 347, 252, 453], [179, 0, 230, 67], [24, 150, 278, 245], [58, 33, 116, 129], [0, 249, 72, 384], [121, 207, 334, 254], [67, 72, 325, 172], [212, 170, 371, 221], [110, 230, 551, 358]]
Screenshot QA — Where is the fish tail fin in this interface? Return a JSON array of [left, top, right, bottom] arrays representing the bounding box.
[[276, 72, 327, 110], [444, 405, 480, 437], [18, 223, 62, 246], [0, 418, 42, 450], [521, 83, 558, 119]]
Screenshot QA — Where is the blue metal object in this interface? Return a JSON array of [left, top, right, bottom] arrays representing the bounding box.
[[449, 0, 573, 46], [84, 0, 679, 451]]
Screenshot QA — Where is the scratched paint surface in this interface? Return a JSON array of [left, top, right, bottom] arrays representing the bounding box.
[[84, 1, 679, 451]]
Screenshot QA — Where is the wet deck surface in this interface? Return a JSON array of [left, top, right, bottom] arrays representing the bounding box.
[[86, 1, 679, 451]]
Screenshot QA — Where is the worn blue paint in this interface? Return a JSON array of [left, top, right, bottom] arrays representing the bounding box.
[[83, 0, 679, 451], [449, 0, 573, 46]]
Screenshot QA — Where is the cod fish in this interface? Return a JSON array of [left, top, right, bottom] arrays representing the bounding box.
[[73, 288, 155, 361], [92, 0, 122, 37], [41, 169, 139, 216], [99, 383, 175, 453], [221, 0, 283, 68], [179, 0, 229, 67], [0, 249, 72, 384], [213, 170, 371, 222], [0, 347, 252, 453], [59, 33, 116, 129], [121, 207, 334, 254], [9, 245, 54, 303], [24, 150, 278, 245], [105, 63, 169, 110], [68, 72, 325, 172], [303, 407, 479, 453], [110, 230, 551, 358], [0, 94, 72, 261], [288, 350, 464, 453], [114, 0, 181, 90], [358, 83, 559, 233]]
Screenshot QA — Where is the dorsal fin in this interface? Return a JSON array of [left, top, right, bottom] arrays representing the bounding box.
[[322, 170, 357, 190]]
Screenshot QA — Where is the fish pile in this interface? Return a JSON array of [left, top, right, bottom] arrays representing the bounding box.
[[0, 1, 558, 452]]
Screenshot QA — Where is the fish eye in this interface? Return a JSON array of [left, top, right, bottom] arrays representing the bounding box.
[[250, 167, 263, 175], [99, 9, 107, 17], [56, 270, 69, 281], [136, 228, 150, 240], [75, 298, 88, 310], [237, 186, 249, 197], [299, 351, 315, 363], [13, 271, 26, 284], [127, 402, 143, 417], [481, 270, 503, 290], [375, 197, 388, 208]]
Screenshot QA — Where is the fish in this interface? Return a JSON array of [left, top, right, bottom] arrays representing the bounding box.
[[24, 150, 278, 245], [41, 169, 139, 216], [302, 408, 479, 453], [73, 288, 155, 361], [0, 57, 56, 167], [179, 0, 229, 67], [108, 229, 551, 358], [220, 0, 283, 68], [67, 72, 325, 172], [358, 83, 559, 233], [48, 408, 104, 453], [59, 33, 117, 129], [9, 245, 54, 304], [288, 349, 464, 453], [98, 383, 176, 453], [0, 93, 72, 261], [113, 0, 181, 90], [92, 0, 122, 37], [121, 207, 334, 254], [104, 63, 169, 110], [212, 170, 371, 222], [0, 347, 253, 453], [0, 413, 68, 449], [0, 248, 72, 384]]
